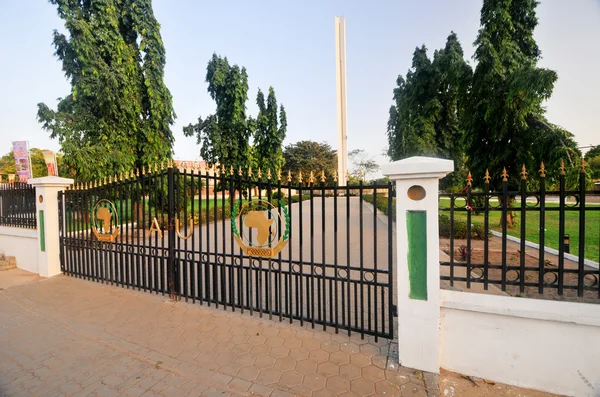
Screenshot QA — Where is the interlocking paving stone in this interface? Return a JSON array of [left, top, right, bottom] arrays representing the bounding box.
[[0, 276, 438, 397]]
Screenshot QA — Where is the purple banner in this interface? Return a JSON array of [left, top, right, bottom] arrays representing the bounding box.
[[12, 141, 31, 181]]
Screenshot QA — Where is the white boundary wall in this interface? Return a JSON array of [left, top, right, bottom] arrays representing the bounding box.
[[0, 226, 38, 274], [440, 289, 600, 397]]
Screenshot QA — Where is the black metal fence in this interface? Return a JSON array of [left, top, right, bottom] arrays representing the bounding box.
[[0, 182, 37, 228], [59, 165, 395, 340], [440, 163, 600, 300]]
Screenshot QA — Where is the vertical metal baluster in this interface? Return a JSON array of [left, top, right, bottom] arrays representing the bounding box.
[[221, 171, 227, 310], [184, 169, 190, 300], [237, 174, 244, 313], [372, 186, 377, 340], [483, 171, 490, 290], [359, 179, 364, 339], [333, 178, 339, 334], [578, 163, 586, 297], [346, 182, 351, 336], [321, 179, 326, 331], [276, 176, 283, 321], [198, 168, 204, 305], [191, 168, 196, 303], [257, 177, 264, 318], [213, 168, 219, 306], [229, 174, 235, 311], [204, 169, 210, 306], [501, 169, 508, 291], [247, 177, 253, 315], [141, 172, 147, 292], [519, 165, 527, 293], [466, 174, 472, 290], [310, 177, 315, 329], [387, 183, 394, 339], [538, 163, 546, 295], [450, 195, 455, 286], [298, 180, 304, 326], [287, 178, 293, 323], [558, 163, 566, 295]]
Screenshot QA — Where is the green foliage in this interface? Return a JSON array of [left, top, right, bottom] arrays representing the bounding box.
[[282, 141, 338, 184], [37, 0, 175, 182], [254, 87, 286, 172], [387, 33, 471, 168], [438, 214, 486, 240], [464, 0, 561, 186], [183, 54, 251, 172]]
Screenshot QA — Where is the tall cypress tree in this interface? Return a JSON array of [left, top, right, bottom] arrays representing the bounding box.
[[37, 0, 175, 181]]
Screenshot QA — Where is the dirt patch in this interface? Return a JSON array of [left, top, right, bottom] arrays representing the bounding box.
[[437, 369, 564, 397]]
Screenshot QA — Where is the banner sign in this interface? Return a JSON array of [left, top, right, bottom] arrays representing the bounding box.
[[42, 150, 58, 176], [12, 141, 31, 181]]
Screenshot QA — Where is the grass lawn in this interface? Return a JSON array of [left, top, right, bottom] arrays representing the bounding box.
[[439, 197, 599, 262]]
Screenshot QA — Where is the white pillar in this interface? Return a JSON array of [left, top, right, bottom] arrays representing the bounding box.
[[382, 156, 453, 373], [28, 176, 74, 278]]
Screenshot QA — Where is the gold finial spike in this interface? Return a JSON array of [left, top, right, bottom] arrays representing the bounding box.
[[229, 165, 234, 176], [136, 167, 140, 177], [257, 168, 263, 179], [119, 172, 123, 181], [297, 170, 303, 183], [154, 162, 159, 172], [248, 166, 253, 177], [501, 167, 509, 182], [238, 166, 243, 176], [559, 159, 565, 175], [192, 161, 198, 172], [466, 171, 473, 186], [267, 169, 272, 180], [277, 169, 282, 181], [160, 160, 164, 170], [129, 169, 134, 179], [221, 164, 226, 175], [215, 165, 220, 177], [141, 165, 145, 175], [520, 164, 528, 180], [287, 170, 292, 182], [359, 169, 365, 181], [484, 169, 491, 184], [168, 159, 174, 168], [320, 170, 326, 183], [539, 161, 546, 177], [581, 157, 586, 172], [309, 170, 315, 184], [333, 170, 339, 182]]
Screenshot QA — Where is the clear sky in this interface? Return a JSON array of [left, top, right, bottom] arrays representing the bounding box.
[[1, 0, 599, 169]]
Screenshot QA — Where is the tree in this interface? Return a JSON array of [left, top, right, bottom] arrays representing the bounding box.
[[282, 141, 337, 184], [387, 33, 471, 170], [183, 54, 252, 172], [37, 0, 175, 182], [348, 149, 379, 181], [464, 0, 558, 186], [254, 87, 287, 172]]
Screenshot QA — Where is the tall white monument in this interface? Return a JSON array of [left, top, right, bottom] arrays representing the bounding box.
[[335, 16, 348, 185]]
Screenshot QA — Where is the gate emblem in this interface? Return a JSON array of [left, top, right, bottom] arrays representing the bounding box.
[[91, 199, 120, 242], [232, 199, 289, 258]]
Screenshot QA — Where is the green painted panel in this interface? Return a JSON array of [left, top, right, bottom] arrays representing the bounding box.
[[39, 210, 45, 252], [407, 210, 427, 300]]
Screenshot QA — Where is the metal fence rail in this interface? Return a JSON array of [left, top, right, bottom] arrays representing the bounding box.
[[59, 165, 396, 340], [440, 162, 600, 300], [0, 182, 37, 228]]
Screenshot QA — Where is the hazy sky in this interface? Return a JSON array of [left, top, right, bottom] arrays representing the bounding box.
[[1, 0, 598, 169]]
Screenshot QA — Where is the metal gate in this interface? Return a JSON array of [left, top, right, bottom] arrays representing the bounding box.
[[58, 165, 395, 340]]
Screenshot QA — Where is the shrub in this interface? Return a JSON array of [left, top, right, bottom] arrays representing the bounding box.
[[438, 214, 486, 240]]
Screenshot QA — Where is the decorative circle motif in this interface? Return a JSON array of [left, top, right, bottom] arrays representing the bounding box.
[[292, 264, 301, 274], [217, 255, 224, 264], [363, 272, 375, 282], [584, 274, 598, 287], [117, 244, 123, 252], [313, 266, 324, 276], [270, 261, 280, 271], [234, 257, 242, 267], [252, 259, 261, 269], [139, 247, 146, 255], [525, 195, 540, 208], [470, 267, 484, 281], [201, 254, 208, 263], [453, 197, 467, 209], [127, 246, 134, 253], [150, 248, 157, 256], [337, 269, 348, 279], [506, 269, 520, 283], [543, 270, 558, 285], [186, 252, 194, 260], [489, 195, 502, 209], [565, 195, 580, 208]]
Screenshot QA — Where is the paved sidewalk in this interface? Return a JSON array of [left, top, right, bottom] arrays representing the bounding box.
[[0, 276, 433, 396]]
